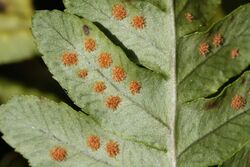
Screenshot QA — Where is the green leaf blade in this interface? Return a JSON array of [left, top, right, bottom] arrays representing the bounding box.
[[175, 0, 222, 37], [1, 1, 250, 167], [177, 72, 250, 167], [32, 10, 169, 152], [63, 0, 171, 74], [221, 144, 250, 167], [178, 4, 250, 102], [0, 96, 167, 167]]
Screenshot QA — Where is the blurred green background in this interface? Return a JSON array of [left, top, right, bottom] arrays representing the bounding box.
[[0, 0, 249, 166]]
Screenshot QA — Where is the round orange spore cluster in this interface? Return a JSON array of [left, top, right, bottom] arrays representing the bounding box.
[[230, 95, 246, 110], [93, 81, 106, 93], [78, 69, 88, 78], [84, 38, 96, 52], [105, 96, 121, 110], [131, 16, 146, 29], [185, 12, 193, 22], [87, 135, 101, 151], [112, 66, 126, 82], [112, 4, 127, 20], [231, 48, 239, 59], [62, 52, 78, 66], [212, 33, 223, 47], [106, 140, 120, 157], [98, 52, 113, 68], [198, 42, 209, 56], [49, 146, 67, 161], [129, 81, 141, 95]]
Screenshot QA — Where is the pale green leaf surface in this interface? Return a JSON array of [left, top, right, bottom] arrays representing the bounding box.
[[32, 4, 250, 167], [32, 10, 169, 151], [178, 4, 250, 102], [0, 96, 167, 167], [63, 0, 223, 73], [32, 6, 250, 167], [0, 0, 38, 64], [63, 0, 171, 74], [142, 0, 166, 11], [123, 0, 166, 11], [221, 143, 250, 167], [177, 71, 250, 166], [175, 0, 222, 37]]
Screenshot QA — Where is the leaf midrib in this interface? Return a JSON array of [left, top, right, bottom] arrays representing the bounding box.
[[167, 0, 178, 166]]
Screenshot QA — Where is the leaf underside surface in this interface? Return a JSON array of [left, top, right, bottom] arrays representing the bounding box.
[[221, 143, 250, 167], [0, 0, 250, 167]]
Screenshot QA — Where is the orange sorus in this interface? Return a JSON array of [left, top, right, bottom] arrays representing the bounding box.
[[112, 66, 126, 82], [105, 96, 121, 110], [106, 140, 120, 157], [84, 38, 96, 52], [131, 16, 146, 29], [112, 3, 127, 20], [77, 69, 88, 78], [49, 146, 67, 161], [230, 95, 246, 110], [198, 42, 209, 56], [97, 52, 113, 68], [62, 52, 78, 66], [185, 12, 193, 22], [93, 81, 107, 93], [230, 48, 239, 59], [212, 33, 223, 47], [87, 135, 101, 151], [129, 80, 141, 95]]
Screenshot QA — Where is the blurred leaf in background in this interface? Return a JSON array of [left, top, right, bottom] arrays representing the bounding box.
[[0, 151, 27, 167], [0, 0, 38, 64], [0, 1, 64, 167], [0, 77, 58, 104]]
